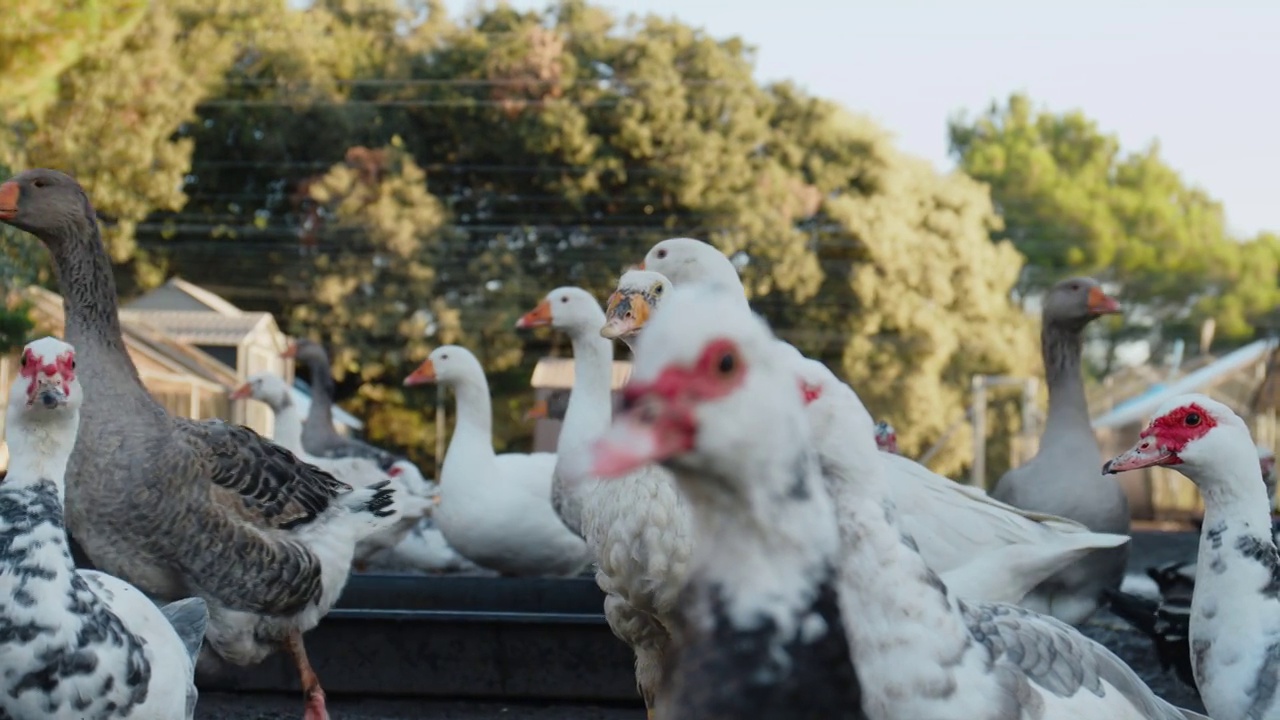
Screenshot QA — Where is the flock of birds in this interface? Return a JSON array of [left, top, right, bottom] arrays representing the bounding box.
[[0, 166, 1278, 720]]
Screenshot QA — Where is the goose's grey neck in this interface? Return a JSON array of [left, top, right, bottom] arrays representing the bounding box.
[[303, 356, 338, 433], [1042, 322, 1091, 432], [47, 222, 153, 405]]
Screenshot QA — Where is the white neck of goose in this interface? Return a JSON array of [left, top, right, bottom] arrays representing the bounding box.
[[445, 368, 493, 439], [4, 406, 79, 500], [559, 316, 615, 459], [262, 391, 305, 455]]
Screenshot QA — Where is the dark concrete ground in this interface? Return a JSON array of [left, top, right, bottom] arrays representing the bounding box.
[[195, 531, 1206, 719]]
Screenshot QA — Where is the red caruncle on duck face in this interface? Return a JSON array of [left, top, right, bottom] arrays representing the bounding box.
[[20, 347, 76, 409], [591, 338, 749, 478], [1103, 402, 1218, 474]]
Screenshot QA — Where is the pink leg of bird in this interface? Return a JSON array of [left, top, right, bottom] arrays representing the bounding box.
[[285, 630, 330, 720]]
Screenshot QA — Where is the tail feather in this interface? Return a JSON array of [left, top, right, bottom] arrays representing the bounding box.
[[160, 597, 209, 665], [341, 479, 396, 517]]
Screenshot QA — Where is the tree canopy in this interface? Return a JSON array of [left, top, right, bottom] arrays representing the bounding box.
[[951, 93, 1280, 360], [3, 1, 1273, 482]]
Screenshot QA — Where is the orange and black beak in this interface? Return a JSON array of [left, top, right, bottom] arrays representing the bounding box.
[[404, 359, 437, 386], [1087, 286, 1122, 316], [601, 290, 652, 339], [525, 398, 549, 422], [516, 299, 553, 329], [0, 181, 18, 221], [228, 382, 253, 401], [281, 341, 299, 359]]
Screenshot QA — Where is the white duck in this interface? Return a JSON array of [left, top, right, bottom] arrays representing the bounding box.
[[516, 286, 691, 716], [1104, 394, 1280, 720], [403, 345, 591, 576], [595, 288, 1206, 720], [230, 372, 436, 565], [613, 255, 1130, 612], [0, 337, 210, 720], [590, 285, 864, 720]]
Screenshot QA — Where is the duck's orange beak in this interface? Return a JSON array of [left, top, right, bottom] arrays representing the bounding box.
[[228, 382, 253, 400], [516, 299, 553, 329], [0, 181, 18, 221], [281, 341, 298, 359], [1087, 286, 1121, 316], [525, 398, 549, 421], [404, 359, 437, 386]]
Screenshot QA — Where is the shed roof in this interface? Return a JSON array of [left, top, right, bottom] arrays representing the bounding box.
[[20, 286, 238, 390], [1092, 338, 1278, 429], [118, 309, 272, 346]]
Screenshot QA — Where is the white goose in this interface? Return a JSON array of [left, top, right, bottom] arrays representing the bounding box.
[[614, 251, 1130, 612], [590, 285, 864, 719], [403, 345, 591, 576], [1105, 395, 1280, 720], [1, 337, 210, 720], [230, 373, 436, 564], [516, 286, 691, 717]]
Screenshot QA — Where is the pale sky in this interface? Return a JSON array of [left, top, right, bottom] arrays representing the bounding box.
[[443, 0, 1280, 238]]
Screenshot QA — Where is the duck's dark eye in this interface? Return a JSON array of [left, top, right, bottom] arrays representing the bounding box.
[[441, 354, 449, 360], [19, 353, 27, 368], [656, 249, 667, 259], [652, 284, 663, 295], [717, 352, 735, 376], [560, 296, 569, 303], [70, 359, 76, 370], [1069, 283, 1080, 291], [1186, 412, 1201, 427], [32, 178, 47, 189]]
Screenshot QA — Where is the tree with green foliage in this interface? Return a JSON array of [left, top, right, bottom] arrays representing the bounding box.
[[950, 92, 1280, 361], [136, 0, 1040, 477]]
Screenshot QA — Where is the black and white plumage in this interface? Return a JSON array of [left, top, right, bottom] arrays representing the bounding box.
[[1105, 394, 1280, 720], [591, 286, 864, 720], [0, 336, 209, 720]]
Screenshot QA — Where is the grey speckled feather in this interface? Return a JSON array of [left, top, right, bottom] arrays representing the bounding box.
[[960, 601, 1201, 720]]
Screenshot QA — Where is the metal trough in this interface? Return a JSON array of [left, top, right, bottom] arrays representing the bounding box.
[[195, 573, 642, 703]]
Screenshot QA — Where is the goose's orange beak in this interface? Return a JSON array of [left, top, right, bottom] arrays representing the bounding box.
[[0, 181, 18, 221], [516, 299, 553, 329], [281, 341, 298, 359], [228, 382, 253, 400], [525, 398, 549, 421], [601, 291, 651, 339], [404, 359, 437, 386], [1087, 287, 1121, 316]]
